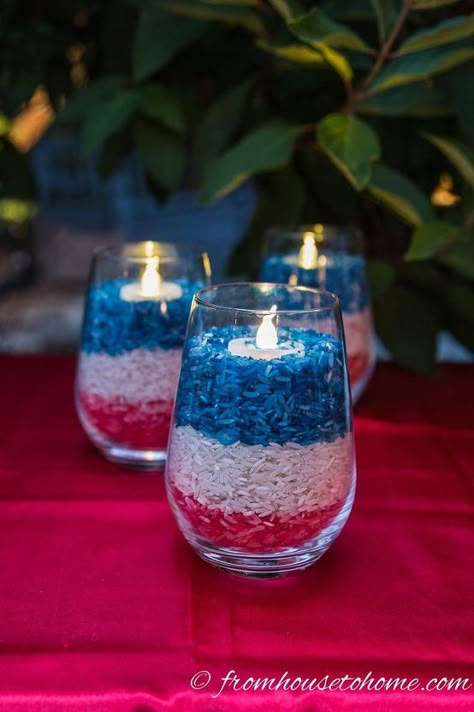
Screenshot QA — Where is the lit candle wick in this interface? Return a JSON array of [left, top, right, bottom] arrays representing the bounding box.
[[256, 305, 278, 350], [140, 256, 161, 298], [298, 233, 318, 270]]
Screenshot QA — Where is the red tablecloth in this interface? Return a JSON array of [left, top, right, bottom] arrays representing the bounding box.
[[0, 356, 473, 711]]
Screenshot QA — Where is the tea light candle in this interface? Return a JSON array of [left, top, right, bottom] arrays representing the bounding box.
[[120, 256, 183, 302], [228, 306, 304, 360]]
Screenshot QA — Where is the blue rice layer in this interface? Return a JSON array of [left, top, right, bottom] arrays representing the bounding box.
[[175, 326, 350, 447], [81, 278, 204, 355], [261, 253, 369, 313]]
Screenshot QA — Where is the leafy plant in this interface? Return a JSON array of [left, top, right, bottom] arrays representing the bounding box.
[[1, 0, 473, 371]]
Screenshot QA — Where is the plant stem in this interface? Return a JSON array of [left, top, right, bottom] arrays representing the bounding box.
[[349, 0, 413, 110]]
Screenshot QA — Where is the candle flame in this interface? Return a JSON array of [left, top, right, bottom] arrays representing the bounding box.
[[140, 256, 161, 297], [256, 304, 278, 350], [298, 232, 318, 270]]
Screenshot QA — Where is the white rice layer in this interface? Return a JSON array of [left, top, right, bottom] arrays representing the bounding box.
[[168, 425, 354, 518], [342, 307, 373, 356], [78, 348, 182, 403]]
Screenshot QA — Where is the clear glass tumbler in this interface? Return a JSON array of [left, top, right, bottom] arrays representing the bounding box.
[[166, 283, 356, 576], [76, 241, 211, 469], [261, 226, 375, 403]]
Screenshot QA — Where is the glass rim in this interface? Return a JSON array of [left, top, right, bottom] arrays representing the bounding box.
[[92, 241, 210, 264], [194, 282, 341, 315]]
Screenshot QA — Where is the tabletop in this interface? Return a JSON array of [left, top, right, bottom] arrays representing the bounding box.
[[0, 356, 473, 711]]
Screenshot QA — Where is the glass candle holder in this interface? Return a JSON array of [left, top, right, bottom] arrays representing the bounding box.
[[166, 283, 356, 577], [261, 226, 375, 403], [75, 241, 211, 469]]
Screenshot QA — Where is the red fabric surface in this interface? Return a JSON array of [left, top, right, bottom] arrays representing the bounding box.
[[0, 356, 473, 711]]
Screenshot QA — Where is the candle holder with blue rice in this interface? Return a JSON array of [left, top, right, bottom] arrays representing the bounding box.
[[75, 241, 211, 469], [166, 283, 355, 576], [261, 226, 375, 403]]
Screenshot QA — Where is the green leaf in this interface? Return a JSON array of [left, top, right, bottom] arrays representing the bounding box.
[[315, 43, 354, 81], [193, 80, 252, 178], [367, 40, 474, 94], [229, 164, 305, 277], [370, 0, 398, 43], [317, 113, 380, 190], [398, 15, 474, 55], [406, 221, 461, 260], [441, 61, 474, 146], [367, 163, 434, 226], [155, 0, 265, 34], [413, 0, 461, 8], [133, 8, 207, 80], [258, 42, 326, 64], [200, 121, 300, 203], [268, 0, 304, 20], [134, 117, 186, 191], [366, 258, 396, 298], [288, 7, 373, 53], [55, 76, 124, 124], [324, 0, 376, 21], [373, 285, 438, 375], [422, 133, 474, 189], [138, 84, 185, 133], [356, 82, 452, 117], [439, 236, 474, 280], [81, 91, 139, 152]]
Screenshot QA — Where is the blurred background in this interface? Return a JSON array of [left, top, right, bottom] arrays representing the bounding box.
[[0, 0, 472, 368]]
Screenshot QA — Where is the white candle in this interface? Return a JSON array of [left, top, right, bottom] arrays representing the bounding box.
[[120, 256, 183, 302], [228, 305, 304, 360]]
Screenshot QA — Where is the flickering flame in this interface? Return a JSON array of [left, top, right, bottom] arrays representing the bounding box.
[[431, 173, 461, 207], [256, 304, 278, 350], [298, 232, 318, 270], [140, 256, 161, 298]]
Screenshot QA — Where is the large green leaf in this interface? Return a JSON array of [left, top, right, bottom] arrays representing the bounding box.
[[366, 259, 396, 298], [267, 0, 304, 20], [200, 121, 300, 203], [154, 0, 265, 34], [133, 8, 207, 80], [356, 82, 452, 117], [367, 40, 474, 94], [439, 237, 474, 280], [229, 164, 305, 276], [422, 133, 474, 189], [138, 85, 185, 133], [315, 43, 354, 81], [373, 285, 438, 375], [317, 113, 380, 190], [134, 118, 186, 191], [441, 61, 474, 146], [397, 15, 474, 55], [81, 91, 139, 152], [288, 7, 373, 52], [258, 42, 326, 64], [367, 163, 434, 226], [370, 0, 398, 43], [55, 76, 124, 124], [193, 80, 253, 177], [406, 221, 461, 260], [413, 0, 461, 8]]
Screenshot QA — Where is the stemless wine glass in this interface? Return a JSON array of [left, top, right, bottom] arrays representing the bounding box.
[[166, 283, 356, 576], [75, 241, 211, 469], [261, 226, 375, 403]]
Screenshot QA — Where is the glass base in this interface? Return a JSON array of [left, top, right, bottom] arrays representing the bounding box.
[[102, 444, 166, 471], [171, 482, 355, 577], [76, 396, 167, 471]]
